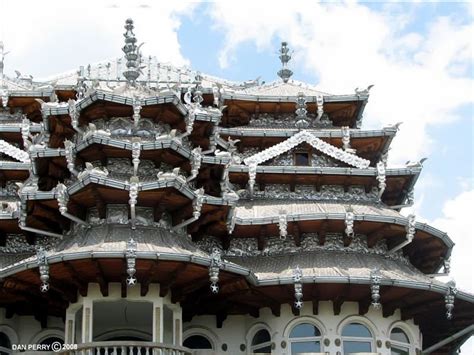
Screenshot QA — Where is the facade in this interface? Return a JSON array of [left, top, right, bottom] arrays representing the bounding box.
[[0, 19, 473, 355]]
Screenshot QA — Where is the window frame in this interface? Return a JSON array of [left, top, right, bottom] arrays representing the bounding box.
[[250, 328, 272, 353], [341, 322, 374, 354], [389, 326, 413, 355], [293, 148, 312, 166], [288, 322, 323, 354]]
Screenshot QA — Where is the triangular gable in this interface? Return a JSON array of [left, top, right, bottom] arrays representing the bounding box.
[[243, 130, 370, 169], [0, 139, 30, 163]]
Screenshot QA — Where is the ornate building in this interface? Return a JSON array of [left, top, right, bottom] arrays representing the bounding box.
[[0, 19, 472, 355]]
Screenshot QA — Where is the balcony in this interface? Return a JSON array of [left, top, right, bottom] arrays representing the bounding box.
[[59, 341, 191, 355]]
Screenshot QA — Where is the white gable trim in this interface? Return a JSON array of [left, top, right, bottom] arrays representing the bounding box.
[[243, 130, 370, 169], [0, 139, 30, 163]]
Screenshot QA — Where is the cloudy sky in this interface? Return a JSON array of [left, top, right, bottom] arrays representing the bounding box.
[[1, 0, 473, 350]]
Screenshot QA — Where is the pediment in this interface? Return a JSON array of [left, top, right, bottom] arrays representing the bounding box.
[[243, 130, 370, 169]]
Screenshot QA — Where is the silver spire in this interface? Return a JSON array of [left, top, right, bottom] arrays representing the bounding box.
[[0, 41, 9, 80], [277, 41, 293, 83], [122, 18, 142, 85]]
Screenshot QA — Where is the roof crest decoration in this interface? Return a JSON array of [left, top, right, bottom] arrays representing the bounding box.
[[277, 42, 293, 83], [0, 139, 31, 163], [243, 130, 370, 169]]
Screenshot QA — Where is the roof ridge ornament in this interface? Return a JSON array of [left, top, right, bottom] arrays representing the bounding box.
[[0, 41, 9, 82], [122, 18, 143, 85], [277, 41, 293, 83]]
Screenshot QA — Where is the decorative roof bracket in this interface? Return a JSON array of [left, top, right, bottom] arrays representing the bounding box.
[[63, 140, 78, 176], [316, 94, 324, 121], [295, 92, 309, 129], [188, 147, 202, 181], [388, 214, 416, 254], [445, 280, 457, 319], [55, 183, 89, 226], [125, 238, 137, 286], [370, 268, 381, 309], [37, 247, 50, 292], [131, 138, 141, 176], [128, 177, 139, 229], [293, 266, 303, 309], [376, 161, 386, 199], [209, 248, 223, 293], [68, 99, 82, 133], [345, 210, 355, 239], [279, 210, 288, 240]]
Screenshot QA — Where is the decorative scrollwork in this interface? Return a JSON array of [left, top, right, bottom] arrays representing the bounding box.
[[345, 210, 355, 239], [341, 126, 351, 151], [55, 183, 69, 215], [68, 99, 80, 131], [193, 187, 205, 219], [63, 139, 76, 174], [131, 138, 141, 176], [244, 130, 370, 169], [189, 147, 202, 181]]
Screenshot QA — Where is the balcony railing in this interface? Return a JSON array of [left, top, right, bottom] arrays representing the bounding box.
[[59, 341, 192, 355]]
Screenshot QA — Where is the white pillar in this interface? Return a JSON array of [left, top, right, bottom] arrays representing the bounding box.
[[64, 310, 75, 344], [172, 306, 182, 345], [151, 284, 163, 342], [82, 298, 93, 343]]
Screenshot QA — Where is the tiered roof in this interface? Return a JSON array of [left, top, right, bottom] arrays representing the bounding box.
[[0, 21, 472, 353]]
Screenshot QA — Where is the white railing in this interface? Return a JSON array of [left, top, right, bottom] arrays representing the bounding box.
[[59, 342, 191, 355]]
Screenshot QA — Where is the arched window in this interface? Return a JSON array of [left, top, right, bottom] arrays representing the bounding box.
[[390, 327, 411, 355], [251, 329, 271, 354], [0, 333, 11, 355], [342, 322, 373, 354], [183, 335, 213, 350], [289, 323, 322, 354]]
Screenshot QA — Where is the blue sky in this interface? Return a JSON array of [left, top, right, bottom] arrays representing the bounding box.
[[0, 0, 473, 350]]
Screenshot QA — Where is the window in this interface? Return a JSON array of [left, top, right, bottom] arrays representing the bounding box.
[[0, 332, 11, 355], [294, 151, 310, 166], [251, 329, 272, 354], [342, 323, 373, 354], [390, 328, 411, 355], [183, 335, 213, 349], [289, 323, 322, 354]]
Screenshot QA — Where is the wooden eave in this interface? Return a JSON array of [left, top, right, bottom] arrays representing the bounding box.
[[228, 167, 419, 207], [221, 97, 366, 128], [1, 95, 51, 122], [0, 256, 471, 354]]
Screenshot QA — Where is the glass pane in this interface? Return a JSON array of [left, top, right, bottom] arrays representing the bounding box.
[[342, 323, 372, 337], [290, 323, 321, 338], [391, 346, 409, 355], [254, 345, 272, 353], [291, 341, 321, 354], [295, 152, 310, 166], [390, 328, 410, 344], [183, 335, 213, 349], [252, 329, 271, 345], [343, 341, 372, 354]]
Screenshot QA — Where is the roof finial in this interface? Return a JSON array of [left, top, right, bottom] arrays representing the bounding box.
[[0, 41, 9, 80], [277, 41, 293, 83], [122, 18, 142, 85]]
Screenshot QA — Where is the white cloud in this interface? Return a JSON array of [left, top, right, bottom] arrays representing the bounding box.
[[209, 1, 473, 164], [431, 189, 474, 293], [0, 0, 196, 78]]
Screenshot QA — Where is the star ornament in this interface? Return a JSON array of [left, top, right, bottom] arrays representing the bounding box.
[[40, 283, 49, 292], [294, 300, 303, 309], [210, 283, 219, 293], [126, 276, 137, 286]]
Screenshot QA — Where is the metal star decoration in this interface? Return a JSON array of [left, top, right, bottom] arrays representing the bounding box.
[[295, 300, 303, 309], [126, 276, 137, 286], [40, 283, 49, 292], [210, 284, 219, 293]]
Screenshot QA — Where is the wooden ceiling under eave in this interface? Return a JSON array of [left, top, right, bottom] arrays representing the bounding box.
[[221, 100, 363, 128]]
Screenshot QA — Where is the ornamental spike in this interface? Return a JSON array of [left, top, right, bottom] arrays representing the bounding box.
[[445, 280, 457, 319], [37, 247, 50, 292], [277, 42, 293, 83], [370, 268, 381, 309], [293, 266, 303, 309], [122, 18, 142, 85], [209, 248, 223, 293]]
